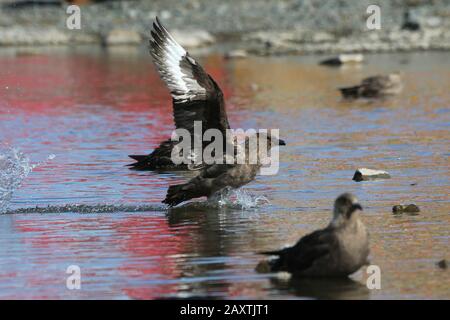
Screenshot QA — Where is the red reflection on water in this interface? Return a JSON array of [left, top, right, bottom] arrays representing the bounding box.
[[0, 53, 231, 113], [0, 51, 241, 298], [111, 216, 196, 299], [11, 214, 196, 299]]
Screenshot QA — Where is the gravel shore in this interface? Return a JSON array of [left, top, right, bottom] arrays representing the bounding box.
[[1, 0, 450, 54]]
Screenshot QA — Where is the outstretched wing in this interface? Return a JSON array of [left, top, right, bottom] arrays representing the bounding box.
[[150, 17, 230, 135]]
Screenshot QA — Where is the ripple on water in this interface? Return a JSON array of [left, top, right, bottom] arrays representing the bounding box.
[[4, 188, 269, 214]]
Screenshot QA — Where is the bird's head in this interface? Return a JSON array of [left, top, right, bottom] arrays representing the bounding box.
[[333, 193, 363, 220]]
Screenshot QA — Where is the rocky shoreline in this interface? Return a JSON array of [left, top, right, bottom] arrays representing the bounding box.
[[1, 0, 450, 55]]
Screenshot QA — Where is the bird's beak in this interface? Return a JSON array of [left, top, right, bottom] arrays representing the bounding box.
[[351, 203, 363, 212], [278, 139, 286, 146]]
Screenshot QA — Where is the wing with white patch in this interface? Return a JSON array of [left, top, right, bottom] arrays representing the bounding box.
[[150, 17, 209, 103], [149, 17, 230, 135]]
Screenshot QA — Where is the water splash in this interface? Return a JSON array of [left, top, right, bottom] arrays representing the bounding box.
[[0, 147, 33, 213], [6, 203, 166, 214], [212, 188, 270, 209], [0, 147, 266, 214], [0, 147, 55, 214]]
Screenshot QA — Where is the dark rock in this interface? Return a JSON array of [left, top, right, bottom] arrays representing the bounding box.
[[402, 11, 421, 31], [436, 259, 448, 269], [319, 57, 342, 66], [392, 204, 420, 214]]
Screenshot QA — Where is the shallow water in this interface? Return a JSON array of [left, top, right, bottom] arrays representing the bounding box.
[[0, 47, 449, 299]]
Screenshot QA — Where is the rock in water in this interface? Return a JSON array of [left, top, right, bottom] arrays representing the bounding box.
[[392, 204, 420, 214], [352, 168, 391, 182]]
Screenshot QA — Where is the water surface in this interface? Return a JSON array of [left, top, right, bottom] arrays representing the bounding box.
[[0, 47, 449, 299]]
